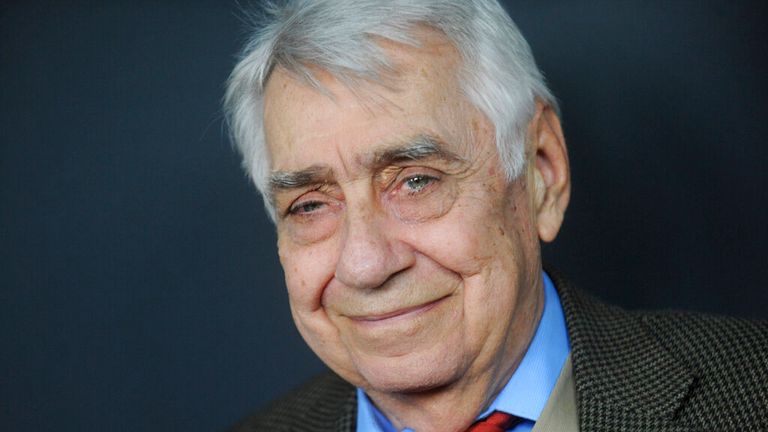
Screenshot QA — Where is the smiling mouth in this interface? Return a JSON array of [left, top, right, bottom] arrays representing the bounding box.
[[351, 296, 449, 322]]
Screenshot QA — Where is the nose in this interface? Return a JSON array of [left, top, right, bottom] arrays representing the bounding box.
[[334, 201, 413, 290]]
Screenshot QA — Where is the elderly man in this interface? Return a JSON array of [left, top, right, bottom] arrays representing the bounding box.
[[224, 1, 767, 431]]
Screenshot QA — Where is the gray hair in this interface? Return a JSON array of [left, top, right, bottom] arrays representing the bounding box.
[[224, 0, 558, 219]]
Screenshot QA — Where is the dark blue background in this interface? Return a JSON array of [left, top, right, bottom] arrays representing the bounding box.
[[2, 1, 766, 430]]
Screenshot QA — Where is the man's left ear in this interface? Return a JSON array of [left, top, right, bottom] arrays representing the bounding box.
[[528, 101, 570, 243]]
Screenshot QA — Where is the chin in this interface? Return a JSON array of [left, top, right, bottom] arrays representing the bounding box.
[[351, 347, 468, 395]]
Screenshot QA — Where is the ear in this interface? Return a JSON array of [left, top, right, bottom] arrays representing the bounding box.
[[527, 101, 570, 243]]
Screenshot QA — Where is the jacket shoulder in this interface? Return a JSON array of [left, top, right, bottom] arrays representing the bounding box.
[[642, 309, 768, 363], [549, 269, 768, 430], [229, 371, 356, 432]]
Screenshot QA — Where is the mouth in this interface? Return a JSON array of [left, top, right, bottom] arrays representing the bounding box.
[[350, 295, 449, 323]]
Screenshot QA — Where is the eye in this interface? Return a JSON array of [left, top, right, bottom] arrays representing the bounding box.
[[278, 188, 343, 244], [402, 174, 439, 194], [288, 200, 325, 216]]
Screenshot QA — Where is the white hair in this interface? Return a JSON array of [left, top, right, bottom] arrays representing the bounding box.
[[224, 0, 558, 219]]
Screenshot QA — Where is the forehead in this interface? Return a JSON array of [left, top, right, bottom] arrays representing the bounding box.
[[262, 29, 480, 174]]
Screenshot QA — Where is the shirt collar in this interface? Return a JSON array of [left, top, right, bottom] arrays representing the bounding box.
[[476, 271, 570, 422], [355, 271, 570, 431]]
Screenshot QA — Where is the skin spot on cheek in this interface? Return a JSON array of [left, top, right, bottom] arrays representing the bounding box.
[[479, 181, 497, 193], [291, 266, 306, 288], [498, 226, 506, 236]]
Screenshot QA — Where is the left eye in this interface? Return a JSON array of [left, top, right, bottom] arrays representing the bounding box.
[[403, 175, 437, 193]]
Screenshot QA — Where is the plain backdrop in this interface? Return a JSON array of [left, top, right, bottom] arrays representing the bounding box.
[[2, 1, 767, 431]]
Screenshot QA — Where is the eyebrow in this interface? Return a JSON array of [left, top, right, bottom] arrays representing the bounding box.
[[269, 165, 333, 191], [370, 134, 464, 168], [268, 134, 463, 193]]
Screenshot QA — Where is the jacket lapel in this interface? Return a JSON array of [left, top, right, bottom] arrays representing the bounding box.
[[549, 270, 698, 432]]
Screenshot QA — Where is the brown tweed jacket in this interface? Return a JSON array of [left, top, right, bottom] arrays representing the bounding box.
[[231, 272, 768, 431]]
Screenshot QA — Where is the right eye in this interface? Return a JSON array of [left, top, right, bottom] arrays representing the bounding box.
[[281, 193, 343, 245], [283, 188, 343, 221], [288, 200, 325, 215]]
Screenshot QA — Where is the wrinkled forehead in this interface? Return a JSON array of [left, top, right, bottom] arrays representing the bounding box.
[[261, 29, 482, 171]]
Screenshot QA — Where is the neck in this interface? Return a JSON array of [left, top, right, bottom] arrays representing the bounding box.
[[369, 371, 514, 432]]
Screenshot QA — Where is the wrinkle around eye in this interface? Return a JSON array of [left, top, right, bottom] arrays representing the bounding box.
[[284, 191, 343, 219], [390, 167, 444, 199], [384, 167, 458, 223]]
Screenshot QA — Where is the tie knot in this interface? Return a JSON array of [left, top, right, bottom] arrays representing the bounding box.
[[465, 410, 521, 432]]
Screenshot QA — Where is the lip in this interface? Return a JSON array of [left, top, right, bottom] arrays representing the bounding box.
[[350, 296, 448, 323]]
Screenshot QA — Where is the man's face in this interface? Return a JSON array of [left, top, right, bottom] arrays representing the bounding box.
[[263, 31, 546, 397]]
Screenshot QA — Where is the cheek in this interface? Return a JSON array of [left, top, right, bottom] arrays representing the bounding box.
[[402, 182, 536, 287], [278, 239, 338, 309], [402, 205, 507, 277]]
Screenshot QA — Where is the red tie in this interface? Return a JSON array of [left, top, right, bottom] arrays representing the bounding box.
[[464, 410, 522, 432]]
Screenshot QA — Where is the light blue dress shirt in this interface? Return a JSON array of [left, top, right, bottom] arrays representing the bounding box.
[[356, 271, 570, 432]]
